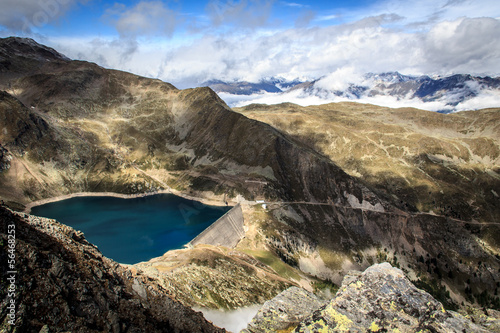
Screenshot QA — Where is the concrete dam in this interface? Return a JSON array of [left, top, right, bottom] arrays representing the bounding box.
[[187, 203, 245, 248]]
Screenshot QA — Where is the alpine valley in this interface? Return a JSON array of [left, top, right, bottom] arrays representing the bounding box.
[[1, 37, 500, 332]]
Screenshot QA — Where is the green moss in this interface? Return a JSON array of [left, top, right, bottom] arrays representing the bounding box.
[[312, 279, 339, 295], [318, 247, 345, 270], [242, 249, 301, 281]]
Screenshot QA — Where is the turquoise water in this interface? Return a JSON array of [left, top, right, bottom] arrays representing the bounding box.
[[31, 194, 231, 264]]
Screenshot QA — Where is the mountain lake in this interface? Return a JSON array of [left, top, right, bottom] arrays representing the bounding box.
[[31, 194, 232, 264]]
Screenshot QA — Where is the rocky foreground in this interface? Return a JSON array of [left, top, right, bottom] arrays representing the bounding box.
[[244, 263, 500, 332]]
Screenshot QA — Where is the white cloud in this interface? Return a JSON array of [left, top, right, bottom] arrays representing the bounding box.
[[104, 1, 178, 38], [281, 2, 308, 8], [422, 17, 500, 74], [198, 305, 261, 332], [206, 0, 275, 29], [0, 0, 81, 33], [232, 89, 338, 107], [48, 14, 500, 90], [225, 87, 483, 112], [453, 89, 500, 111], [223, 78, 500, 112], [315, 14, 340, 22], [295, 9, 316, 28]]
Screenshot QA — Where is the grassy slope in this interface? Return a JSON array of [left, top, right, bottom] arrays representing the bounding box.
[[235, 102, 500, 223]]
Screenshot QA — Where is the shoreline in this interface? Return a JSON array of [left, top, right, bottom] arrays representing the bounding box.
[[24, 189, 231, 214]]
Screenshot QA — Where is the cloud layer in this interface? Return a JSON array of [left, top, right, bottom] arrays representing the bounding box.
[[105, 1, 178, 38], [0, 0, 80, 33], [223, 71, 500, 112], [226, 87, 500, 112], [51, 14, 500, 89]]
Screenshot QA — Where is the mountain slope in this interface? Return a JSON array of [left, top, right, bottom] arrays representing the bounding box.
[[235, 102, 500, 222], [0, 37, 387, 212]]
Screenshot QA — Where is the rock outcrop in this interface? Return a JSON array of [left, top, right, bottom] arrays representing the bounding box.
[[246, 263, 494, 332], [242, 287, 325, 333], [0, 206, 224, 332], [135, 245, 293, 310]]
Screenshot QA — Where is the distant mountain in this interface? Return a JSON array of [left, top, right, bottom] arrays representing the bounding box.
[[368, 72, 500, 103], [209, 72, 500, 111], [295, 72, 500, 110], [202, 77, 304, 95]]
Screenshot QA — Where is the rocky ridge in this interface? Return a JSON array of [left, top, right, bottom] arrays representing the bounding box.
[[134, 245, 293, 310]]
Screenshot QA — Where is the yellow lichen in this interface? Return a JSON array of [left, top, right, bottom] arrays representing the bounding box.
[[324, 306, 353, 332], [370, 321, 380, 332], [277, 326, 297, 333], [304, 319, 329, 333]]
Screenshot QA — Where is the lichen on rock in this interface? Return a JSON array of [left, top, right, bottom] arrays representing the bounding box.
[[243, 286, 326, 333], [294, 263, 490, 332], [243, 263, 494, 333]]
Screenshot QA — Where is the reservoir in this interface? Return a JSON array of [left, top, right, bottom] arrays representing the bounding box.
[[31, 194, 231, 264]]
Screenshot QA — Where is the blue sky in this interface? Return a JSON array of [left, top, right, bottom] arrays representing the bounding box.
[[1, 0, 500, 88], [16, 0, 387, 38]]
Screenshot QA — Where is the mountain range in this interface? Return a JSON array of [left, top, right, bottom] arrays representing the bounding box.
[[205, 72, 500, 111], [1, 37, 499, 332]]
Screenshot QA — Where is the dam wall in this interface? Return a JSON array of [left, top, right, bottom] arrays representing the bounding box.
[[188, 203, 244, 248]]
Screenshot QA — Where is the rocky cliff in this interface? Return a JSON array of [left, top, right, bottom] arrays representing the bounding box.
[[0, 206, 224, 332]]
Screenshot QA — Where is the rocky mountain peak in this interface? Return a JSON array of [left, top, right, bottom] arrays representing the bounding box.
[[0, 37, 69, 62], [0, 37, 70, 78]]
